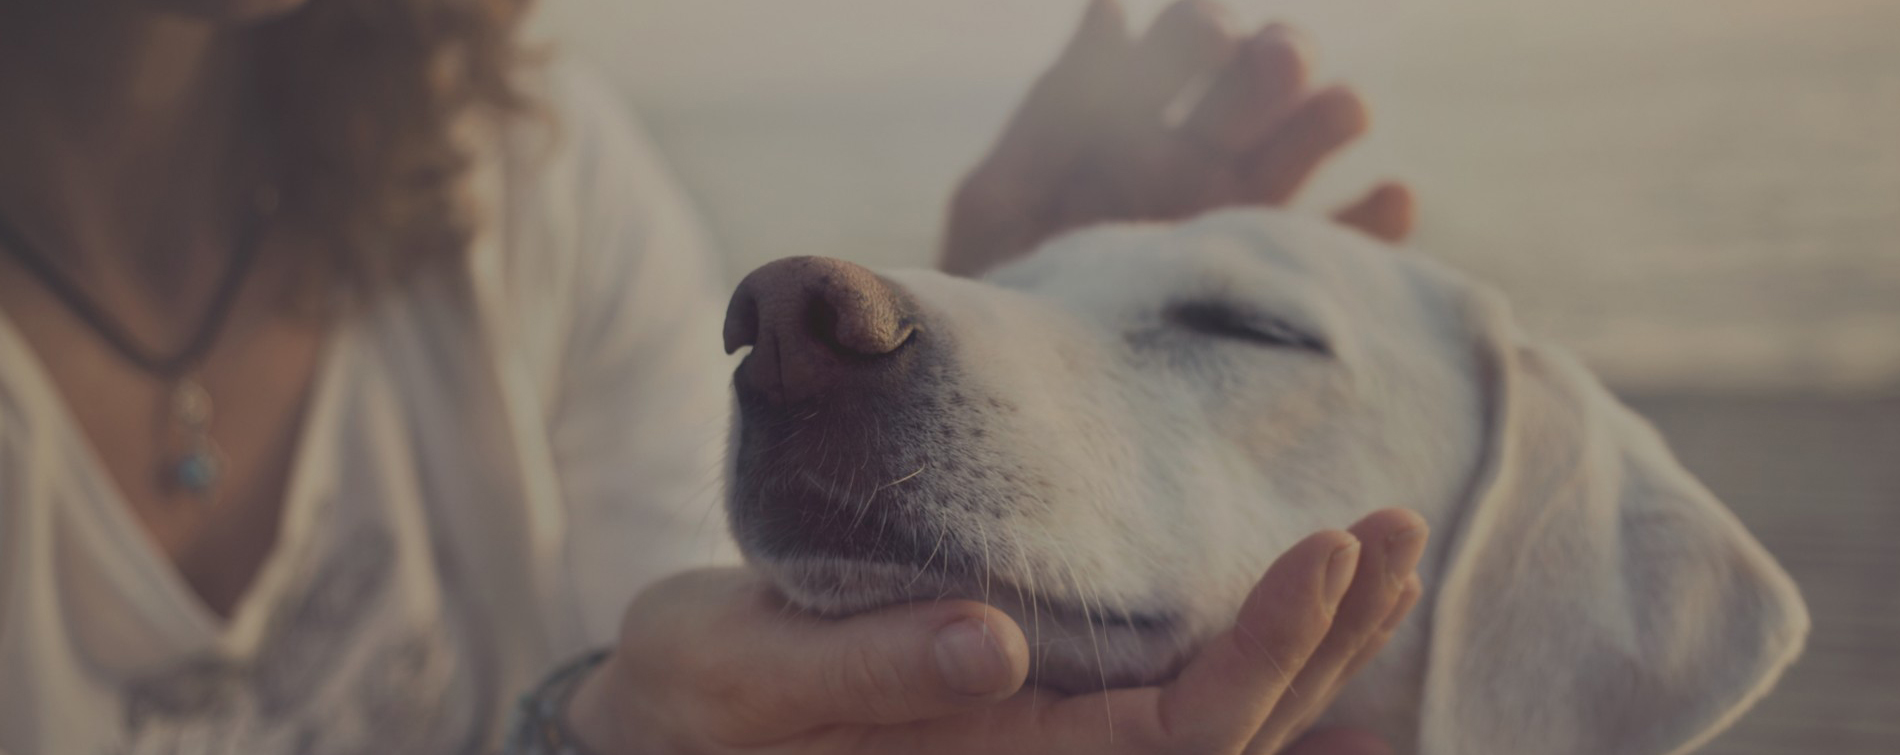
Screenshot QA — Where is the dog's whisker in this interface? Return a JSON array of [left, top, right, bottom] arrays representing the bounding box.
[[979, 519, 994, 629], [882, 464, 927, 490], [842, 464, 873, 534], [1046, 538, 1115, 740], [1006, 534, 1047, 718], [757, 420, 812, 455], [905, 526, 948, 591]]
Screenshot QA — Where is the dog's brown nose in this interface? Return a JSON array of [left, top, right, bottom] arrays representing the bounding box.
[[723, 256, 917, 404]]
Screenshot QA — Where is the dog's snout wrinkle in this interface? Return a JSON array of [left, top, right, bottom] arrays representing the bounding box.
[[725, 256, 920, 404]]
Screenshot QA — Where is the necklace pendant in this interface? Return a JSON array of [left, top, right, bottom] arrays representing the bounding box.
[[172, 380, 213, 427], [165, 378, 223, 501], [174, 446, 224, 494]]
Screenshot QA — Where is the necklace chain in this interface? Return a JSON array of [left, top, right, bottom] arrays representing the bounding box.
[[0, 187, 278, 501], [0, 188, 276, 379]]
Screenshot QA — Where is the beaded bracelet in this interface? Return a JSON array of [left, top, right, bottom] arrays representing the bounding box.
[[501, 648, 612, 755]]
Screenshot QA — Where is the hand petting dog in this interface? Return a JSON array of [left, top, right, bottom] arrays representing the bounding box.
[[942, 0, 1413, 277]]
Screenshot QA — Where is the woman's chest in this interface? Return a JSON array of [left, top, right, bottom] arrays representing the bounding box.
[[0, 311, 540, 755], [0, 276, 328, 617]]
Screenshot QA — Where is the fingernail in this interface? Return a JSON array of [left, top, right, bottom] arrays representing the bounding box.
[[1385, 525, 1428, 581], [1324, 538, 1360, 607], [935, 618, 1011, 696]]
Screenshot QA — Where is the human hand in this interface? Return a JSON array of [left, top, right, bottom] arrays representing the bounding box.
[[563, 508, 1426, 754], [942, 0, 1415, 276]]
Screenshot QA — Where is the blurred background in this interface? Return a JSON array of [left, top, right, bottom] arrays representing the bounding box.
[[529, 0, 1899, 751]]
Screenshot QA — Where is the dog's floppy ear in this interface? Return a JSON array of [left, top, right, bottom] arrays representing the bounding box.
[[1419, 295, 1809, 755]]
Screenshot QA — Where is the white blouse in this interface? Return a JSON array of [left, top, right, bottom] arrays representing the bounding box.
[[0, 63, 740, 755]]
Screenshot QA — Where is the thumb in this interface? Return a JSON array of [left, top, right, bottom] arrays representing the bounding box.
[[742, 599, 1030, 731]]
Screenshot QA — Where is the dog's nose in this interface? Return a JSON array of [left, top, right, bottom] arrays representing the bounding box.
[[723, 256, 917, 404]]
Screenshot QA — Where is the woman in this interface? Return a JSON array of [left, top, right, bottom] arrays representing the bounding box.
[[0, 0, 1422, 752]]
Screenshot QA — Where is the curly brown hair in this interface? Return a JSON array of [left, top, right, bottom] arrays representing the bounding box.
[[257, 0, 538, 303]]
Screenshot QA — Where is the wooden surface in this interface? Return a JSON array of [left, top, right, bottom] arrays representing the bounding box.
[[1622, 392, 1900, 754]]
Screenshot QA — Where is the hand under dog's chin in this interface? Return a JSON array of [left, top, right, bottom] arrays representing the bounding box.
[[748, 554, 1199, 693]]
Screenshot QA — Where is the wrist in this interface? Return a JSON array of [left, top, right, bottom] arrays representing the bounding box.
[[502, 649, 617, 755], [563, 653, 636, 754]]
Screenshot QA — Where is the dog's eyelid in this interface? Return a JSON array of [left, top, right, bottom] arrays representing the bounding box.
[[1164, 300, 1331, 354]]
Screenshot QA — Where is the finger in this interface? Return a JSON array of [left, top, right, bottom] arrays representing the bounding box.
[[943, 0, 1129, 274], [1338, 572, 1422, 682], [1017, 0, 1131, 125], [715, 595, 1030, 738], [1282, 727, 1397, 755], [1126, 0, 1240, 120], [1179, 24, 1311, 155], [978, 0, 1131, 176], [1057, 0, 1131, 71], [1135, 530, 1362, 751], [1247, 510, 1426, 753], [1239, 85, 1370, 205], [1332, 181, 1415, 243]]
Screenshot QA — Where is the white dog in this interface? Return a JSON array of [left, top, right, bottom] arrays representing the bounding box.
[[719, 208, 1808, 755]]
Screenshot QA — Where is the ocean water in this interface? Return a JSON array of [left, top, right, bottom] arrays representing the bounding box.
[[532, 0, 1900, 394]]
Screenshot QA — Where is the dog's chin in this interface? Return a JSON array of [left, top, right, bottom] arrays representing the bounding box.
[[752, 556, 971, 616], [749, 555, 1196, 693]]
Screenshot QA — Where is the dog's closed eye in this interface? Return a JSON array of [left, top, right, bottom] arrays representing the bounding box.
[[1165, 301, 1331, 355]]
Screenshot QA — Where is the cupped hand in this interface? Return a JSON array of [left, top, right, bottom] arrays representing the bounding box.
[[564, 508, 1427, 754], [942, 0, 1415, 277]]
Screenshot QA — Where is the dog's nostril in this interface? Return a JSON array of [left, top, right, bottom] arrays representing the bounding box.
[[722, 287, 761, 355], [724, 256, 919, 403], [805, 296, 847, 354]]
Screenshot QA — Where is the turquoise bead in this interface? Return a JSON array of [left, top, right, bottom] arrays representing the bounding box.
[[175, 452, 220, 492]]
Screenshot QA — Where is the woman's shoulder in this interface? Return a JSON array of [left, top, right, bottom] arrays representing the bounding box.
[[459, 57, 727, 401], [481, 57, 720, 277], [472, 58, 725, 310], [514, 60, 686, 213]]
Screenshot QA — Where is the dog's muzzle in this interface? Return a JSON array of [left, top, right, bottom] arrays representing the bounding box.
[[722, 256, 943, 564]]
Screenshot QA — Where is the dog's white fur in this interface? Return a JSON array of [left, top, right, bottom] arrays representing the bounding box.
[[729, 208, 1808, 754]]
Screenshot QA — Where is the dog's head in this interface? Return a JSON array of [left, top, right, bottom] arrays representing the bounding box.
[[721, 208, 1806, 753]]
